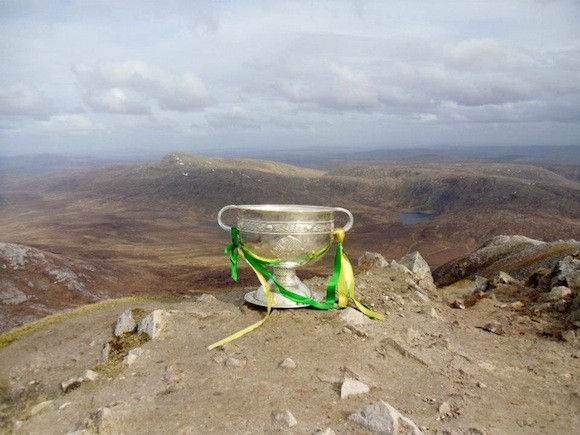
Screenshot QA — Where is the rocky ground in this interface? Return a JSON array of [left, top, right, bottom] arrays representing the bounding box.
[[0, 249, 579, 434]]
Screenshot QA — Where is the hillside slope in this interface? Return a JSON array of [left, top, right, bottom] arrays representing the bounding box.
[[0, 243, 123, 333]]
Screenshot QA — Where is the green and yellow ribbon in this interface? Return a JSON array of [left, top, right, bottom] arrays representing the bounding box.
[[207, 226, 384, 350]]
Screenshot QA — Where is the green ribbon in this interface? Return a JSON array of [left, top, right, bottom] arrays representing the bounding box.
[[325, 240, 343, 305]]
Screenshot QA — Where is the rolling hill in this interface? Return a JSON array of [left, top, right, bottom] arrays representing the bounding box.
[[1, 152, 579, 330]]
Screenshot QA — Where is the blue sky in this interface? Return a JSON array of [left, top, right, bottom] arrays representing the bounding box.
[[1, 0, 579, 157]]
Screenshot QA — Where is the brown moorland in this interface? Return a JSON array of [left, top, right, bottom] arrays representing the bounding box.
[[1, 152, 579, 330]]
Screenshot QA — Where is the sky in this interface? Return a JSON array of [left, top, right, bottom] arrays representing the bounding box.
[[1, 0, 579, 158]]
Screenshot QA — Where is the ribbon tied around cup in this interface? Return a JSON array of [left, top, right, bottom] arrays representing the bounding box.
[[208, 226, 384, 350]]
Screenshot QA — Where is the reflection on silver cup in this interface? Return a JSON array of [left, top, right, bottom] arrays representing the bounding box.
[[218, 204, 353, 308]]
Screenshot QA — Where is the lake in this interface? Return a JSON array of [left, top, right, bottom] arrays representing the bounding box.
[[395, 212, 435, 225]]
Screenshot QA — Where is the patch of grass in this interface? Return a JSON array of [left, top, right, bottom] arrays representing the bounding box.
[[94, 331, 150, 379]]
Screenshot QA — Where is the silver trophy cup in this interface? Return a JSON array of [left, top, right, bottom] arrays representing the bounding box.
[[218, 204, 354, 308]]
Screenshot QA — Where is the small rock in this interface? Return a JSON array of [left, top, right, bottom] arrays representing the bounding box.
[[480, 320, 505, 335], [438, 401, 451, 416], [548, 286, 573, 300], [358, 251, 388, 269], [422, 306, 438, 318], [83, 370, 99, 382], [59, 402, 71, 410], [138, 310, 167, 339], [341, 378, 370, 399], [101, 342, 111, 362], [30, 400, 54, 416], [498, 271, 519, 285], [124, 347, 144, 366], [561, 330, 576, 344], [94, 407, 116, 433], [164, 365, 184, 383], [339, 307, 366, 326], [476, 381, 487, 388], [399, 251, 432, 282], [316, 428, 336, 435], [279, 357, 297, 369], [345, 324, 369, 338], [114, 309, 136, 336], [475, 275, 491, 292], [225, 357, 247, 368], [511, 301, 525, 311], [197, 293, 218, 303], [272, 410, 298, 427], [405, 327, 420, 343], [450, 299, 465, 310], [61, 377, 83, 393], [349, 400, 424, 434]]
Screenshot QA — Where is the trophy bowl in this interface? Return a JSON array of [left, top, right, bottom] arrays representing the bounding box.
[[218, 204, 353, 308]]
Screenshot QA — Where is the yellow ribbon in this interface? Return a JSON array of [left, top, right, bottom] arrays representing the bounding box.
[[207, 251, 274, 351], [333, 228, 385, 321]]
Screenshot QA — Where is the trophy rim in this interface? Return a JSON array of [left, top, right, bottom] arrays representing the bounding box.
[[234, 204, 335, 213]]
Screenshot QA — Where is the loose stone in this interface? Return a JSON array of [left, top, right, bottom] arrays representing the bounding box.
[[481, 320, 505, 335], [349, 400, 424, 434], [548, 286, 572, 300], [30, 400, 54, 416], [339, 307, 367, 326], [358, 251, 388, 269], [124, 347, 144, 366], [279, 357, 297, 369], [83, 370, 99, 382], [197, 293, 218, 303], [475, 275, 491, 292], [101, 342, 111, 362], [61, 377, 83, 393], [561, 330, 576, 343], [438, 401, 451, 416], [114, 309, 136, 336], [450, 299, 465, 310], [138, 310, 167, 339], [272, 410, 298, 427], [341, 378, 370, 399], [225, 357, 247, 368], [498, 271, 519, 285], [94, 407, 116, 433]]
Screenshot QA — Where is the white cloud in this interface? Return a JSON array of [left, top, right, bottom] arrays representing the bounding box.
[[1, 0, 580, 154], [0, 83, 54, 118], [81, 88, 150, 115], [72, 61, 213, 114], [38, 114, 103, 133], [207, 106, 261, 130]]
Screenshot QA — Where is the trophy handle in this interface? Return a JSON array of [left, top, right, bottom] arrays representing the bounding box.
[[217, 205, 237, 231], [334, 207, 354, 232]]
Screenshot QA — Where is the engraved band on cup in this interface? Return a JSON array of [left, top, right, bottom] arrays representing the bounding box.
[[238, 220, 334, 235]]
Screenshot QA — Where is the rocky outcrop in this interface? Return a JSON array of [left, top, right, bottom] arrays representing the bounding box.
[[524, 252, 580, 328], [434, 236, 580, 286]]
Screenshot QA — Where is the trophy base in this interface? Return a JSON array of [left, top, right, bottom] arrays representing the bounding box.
[[244, 284, 324, 309]]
